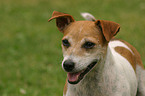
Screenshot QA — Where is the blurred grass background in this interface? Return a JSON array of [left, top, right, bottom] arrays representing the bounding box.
[[0, 0, 145, 96]]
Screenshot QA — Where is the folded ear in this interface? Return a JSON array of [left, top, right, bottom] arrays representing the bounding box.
[[95, 20, 120, 41], [48, 11, 75, 32]]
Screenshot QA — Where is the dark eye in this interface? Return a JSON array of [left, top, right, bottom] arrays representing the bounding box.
[[62, 39, 70, 47], [83, 42, 95, 49]]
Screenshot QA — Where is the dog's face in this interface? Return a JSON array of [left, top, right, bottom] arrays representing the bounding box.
[[48, 11, 120, 84], [61, 21, 107, 84]]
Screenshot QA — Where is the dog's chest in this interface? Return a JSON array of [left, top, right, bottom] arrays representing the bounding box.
[[66, 75, 104, 96], [66, 67, 136, 96]]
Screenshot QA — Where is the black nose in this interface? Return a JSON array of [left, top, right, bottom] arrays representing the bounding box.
[[63, 60, 75, 72]]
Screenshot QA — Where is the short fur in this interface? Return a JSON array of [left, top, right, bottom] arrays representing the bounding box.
[[48, 11, 145, 96]]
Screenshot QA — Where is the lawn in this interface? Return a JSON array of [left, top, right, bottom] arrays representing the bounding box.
[[0, 0, 145, 96]]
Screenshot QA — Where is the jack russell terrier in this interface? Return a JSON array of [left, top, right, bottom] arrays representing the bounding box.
[[48, 11, 145, 96]]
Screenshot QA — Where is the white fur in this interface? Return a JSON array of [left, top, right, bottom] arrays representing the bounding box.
[[108, 40, 137, 96], [65, 40, 138, 96], [81, 12, 96, 21], [136, 65, 145, 96]]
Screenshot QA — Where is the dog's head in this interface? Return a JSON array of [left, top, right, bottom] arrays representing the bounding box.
[[48, 11, 120, 84]]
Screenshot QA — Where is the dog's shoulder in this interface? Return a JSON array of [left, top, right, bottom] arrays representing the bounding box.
[[108, 39, 144, 71]]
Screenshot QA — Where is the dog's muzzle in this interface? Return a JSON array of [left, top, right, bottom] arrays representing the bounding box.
[[63, 59, 99, 84]]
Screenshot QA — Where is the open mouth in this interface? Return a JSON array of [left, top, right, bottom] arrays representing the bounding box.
[[67, 60, 98, 84]]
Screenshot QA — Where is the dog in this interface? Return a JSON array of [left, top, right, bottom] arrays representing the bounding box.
[[48, 11, 145, 96]]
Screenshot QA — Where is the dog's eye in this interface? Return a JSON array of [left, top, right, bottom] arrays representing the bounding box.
[[62, 39, 70, 47], [83, 42, 95, 49]]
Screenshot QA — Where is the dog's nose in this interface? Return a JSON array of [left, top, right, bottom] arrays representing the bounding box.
[[63, 60, 75, 72]]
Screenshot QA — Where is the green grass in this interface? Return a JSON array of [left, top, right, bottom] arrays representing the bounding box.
[[0, 0, 145, 96]]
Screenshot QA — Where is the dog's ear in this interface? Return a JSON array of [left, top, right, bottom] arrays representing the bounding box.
[[95, 20, 120, 41], [48, 11, 75, 32]]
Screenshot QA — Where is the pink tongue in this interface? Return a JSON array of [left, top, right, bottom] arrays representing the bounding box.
[[68, 72, 81, 82]]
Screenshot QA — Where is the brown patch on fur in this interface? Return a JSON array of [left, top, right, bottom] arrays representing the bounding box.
[[63, 79, 67, 95], [115, 46, 136, 70], [62, 21, 107, 57], [120, 39, 144, 69], [113, 39, 144, 70]]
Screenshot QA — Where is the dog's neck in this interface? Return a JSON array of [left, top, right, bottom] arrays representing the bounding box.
[[66, 46, 113, 96]]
